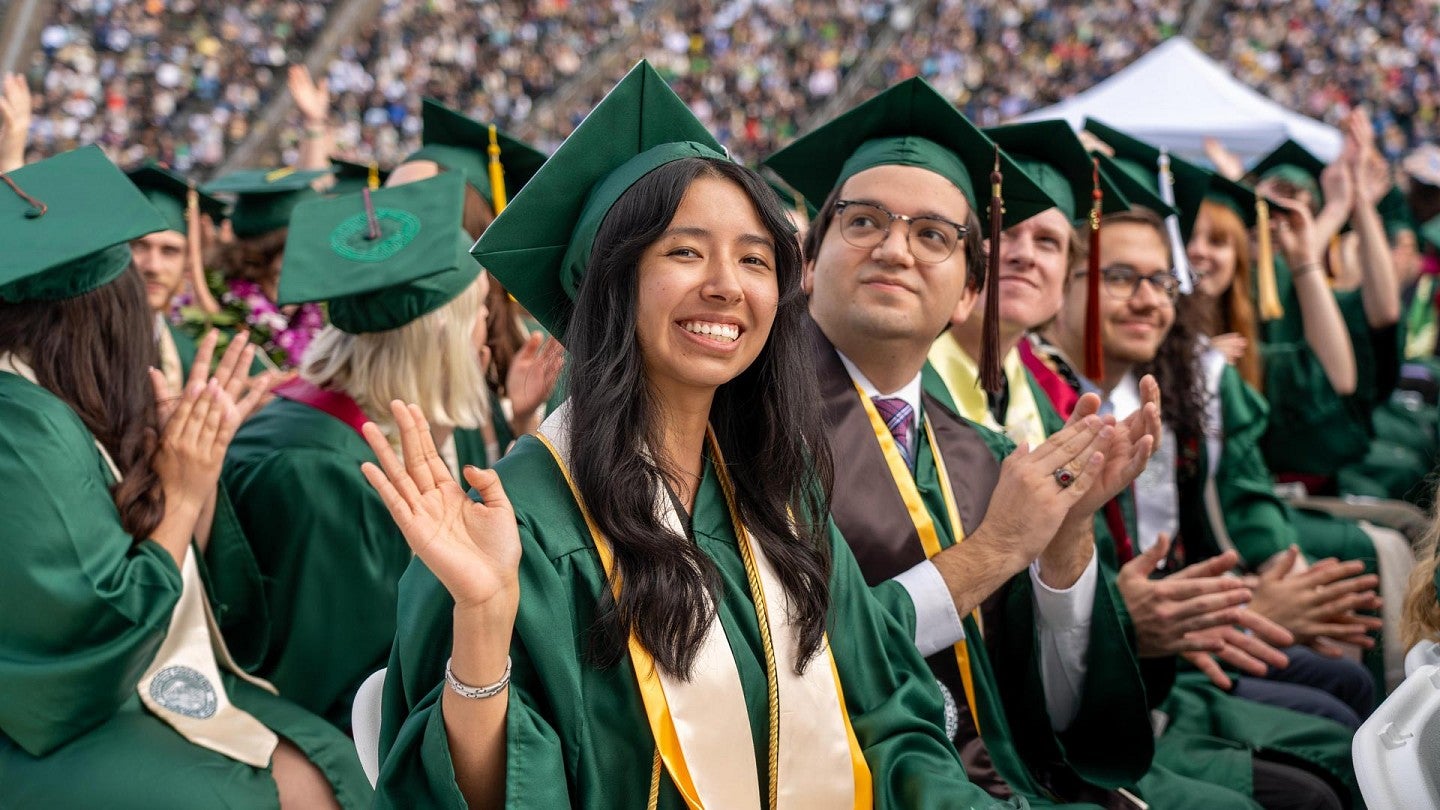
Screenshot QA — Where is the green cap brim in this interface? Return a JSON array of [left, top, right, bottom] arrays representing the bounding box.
[[1203, 172, 1264, 228], [984, 119, 1134, 224], [1083, 118, 1211, 241], [403, 98, 547, 205], [1093, 154, 1178, 220], [1, 145, 169, 302], [127, 163, 226, 235], [471, 61, 727, 339], [203, 167, 334, 238], [763, 77, 1057, 229], [277, 171, 479, 333]]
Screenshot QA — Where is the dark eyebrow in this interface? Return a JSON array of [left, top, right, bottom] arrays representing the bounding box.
[[661, 227, 774, 250]]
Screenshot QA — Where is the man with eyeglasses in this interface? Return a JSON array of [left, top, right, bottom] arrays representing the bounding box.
[[766, 80, 1185, 808]]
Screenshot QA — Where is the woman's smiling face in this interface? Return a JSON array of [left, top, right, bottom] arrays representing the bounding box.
[[634, 173, 780, 398]]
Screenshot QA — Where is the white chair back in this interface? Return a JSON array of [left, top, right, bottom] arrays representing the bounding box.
[[1406, 639, 1440, 678], [1352, 663, 1440, 808], [351, 667, 387, 788]]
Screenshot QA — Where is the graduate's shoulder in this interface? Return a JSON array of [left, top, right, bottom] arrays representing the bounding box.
[[0, 372, 103, 465], [492, 435, 596, 561]]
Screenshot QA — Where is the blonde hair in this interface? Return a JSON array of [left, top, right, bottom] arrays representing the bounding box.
[[300, 276, 489, 433], [1402, 499, 1440, 651]]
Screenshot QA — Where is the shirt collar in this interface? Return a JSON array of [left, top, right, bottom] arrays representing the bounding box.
[[836, 350, 924, 419]]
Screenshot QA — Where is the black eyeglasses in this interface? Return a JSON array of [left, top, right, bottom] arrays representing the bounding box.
[[1074, 264, 1181, 303], [833, 200, 968, 263]]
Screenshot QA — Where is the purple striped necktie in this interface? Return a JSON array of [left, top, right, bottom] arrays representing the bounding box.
[[872, 396, 915, 468]]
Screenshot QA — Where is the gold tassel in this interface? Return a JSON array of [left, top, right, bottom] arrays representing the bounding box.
[[487, 124, 508, 214], [367, 161, 380, 191], [1255, 198, 1284, 321]]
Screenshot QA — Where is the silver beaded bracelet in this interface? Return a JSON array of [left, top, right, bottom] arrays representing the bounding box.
[[444, 656, 512, 700]]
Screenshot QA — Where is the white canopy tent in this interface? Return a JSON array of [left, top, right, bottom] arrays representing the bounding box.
[[1015, 37, 1342, 165]]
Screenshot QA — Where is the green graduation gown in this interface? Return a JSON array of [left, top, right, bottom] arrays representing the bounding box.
[[219, 395, 407, 728], [0, 372, 370, 808], [375, 435, 1004, 808], [813, 328, 1182, 808]]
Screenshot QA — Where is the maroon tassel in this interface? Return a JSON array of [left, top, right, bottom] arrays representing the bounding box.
[[980, 147, 1004, 394], [1084, 158, 1104, 382], [362, 187, 381, 240]]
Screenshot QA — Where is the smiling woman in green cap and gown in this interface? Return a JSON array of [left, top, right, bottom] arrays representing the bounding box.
[[369, 61, 1004, 809], [0, 146, 369, 808], [388, 98, 560, 461], [218, 171, 493, 729]]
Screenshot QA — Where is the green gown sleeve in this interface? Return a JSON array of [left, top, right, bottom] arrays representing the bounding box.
[[1259, 341, 1371, 475], [0, 388, 182, 757], [1213, 366, 1295, 568]]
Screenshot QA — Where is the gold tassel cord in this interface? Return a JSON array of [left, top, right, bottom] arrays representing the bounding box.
[[1255, 199, 1284, 321], [488, 124, 508, 214]]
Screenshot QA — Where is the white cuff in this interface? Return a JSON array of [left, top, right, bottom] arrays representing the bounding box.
[[1030, 552, 1098, 731], [894, 560, 965, 657]]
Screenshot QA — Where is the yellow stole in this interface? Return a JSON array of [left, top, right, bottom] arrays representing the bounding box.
[[536, 407, 872, 809], [852, 382, 983, 732], [928, 334, 1046, 448]]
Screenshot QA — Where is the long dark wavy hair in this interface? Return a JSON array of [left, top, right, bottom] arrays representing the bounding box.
[[1136, 291, 1209, 460], [565, 157, 835, 679], [0, 267, 166, 540]]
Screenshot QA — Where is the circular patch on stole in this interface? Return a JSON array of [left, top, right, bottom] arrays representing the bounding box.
[[329, 208, 421, 262], [936, 679, 960, 740], [150, 665, 219, 719]]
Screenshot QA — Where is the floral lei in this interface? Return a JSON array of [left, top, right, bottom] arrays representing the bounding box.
[[176, 272, 327, 369]]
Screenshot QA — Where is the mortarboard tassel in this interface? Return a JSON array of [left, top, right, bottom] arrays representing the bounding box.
[[0, 171, 47, 218], [367, 161, 380, 191], [185, 186, 221, 315], [1255, 198, 1284, 321], [488, 124, 508, 214], [1157, 148, 1193, 295], [980, 147, 1004, 395], [1085, 158, 1105, 382]]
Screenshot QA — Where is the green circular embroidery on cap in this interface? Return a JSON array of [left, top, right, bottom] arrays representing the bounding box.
[[329, 208, 421, 262]]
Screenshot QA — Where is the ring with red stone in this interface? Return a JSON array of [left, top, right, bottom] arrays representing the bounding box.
[[1052, 467, 1076, 489]]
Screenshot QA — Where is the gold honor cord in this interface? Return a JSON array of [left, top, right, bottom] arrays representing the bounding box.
[[853, 384, 983, 732]]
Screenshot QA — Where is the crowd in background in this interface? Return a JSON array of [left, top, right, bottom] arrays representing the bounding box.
[[13, 0, 1440, 171]]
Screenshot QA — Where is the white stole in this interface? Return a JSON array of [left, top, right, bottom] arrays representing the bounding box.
[[0, 353, 279, 768], [538, 405, 861, 809]]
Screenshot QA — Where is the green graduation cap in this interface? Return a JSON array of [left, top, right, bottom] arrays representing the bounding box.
[[763, 78, 1056, 228], [328, 158, 390, 197], [1419, 214, 1440, 253], [1247, 139, 1327, 204], [1, 145, 169, 302], [472, 60, 728, 339], [1093, 154, 1178, 220], [766, 176, 818, 220], [403, 98, 548, 207], [126, 162, 226, 235], [277, 171, 479, 334], [1378, 187, 1415, 241], [1082, 118, 1211, 241], [202, 167, 333, 239], [983, 119, 1136, 224], [1203, 171, 1266, 228]]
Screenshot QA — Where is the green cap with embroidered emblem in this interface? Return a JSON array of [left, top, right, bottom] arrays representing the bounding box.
[[327, 158, 390, 197], [763, 78, 1056, 228], [1, 145, 169, 302], [983, 120, 1137, 224], [202, 166, 333, 238], [126, 162, 226, 236], [277, 171, 479, 334], [1082, 119, 1212, 241], [471, 60, 727, 339], [403, 98, 547, 206]]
